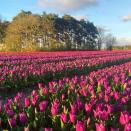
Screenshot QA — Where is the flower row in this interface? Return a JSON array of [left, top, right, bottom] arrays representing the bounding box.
[[0, 61, 131, 130], [1, 51, 131, 89]]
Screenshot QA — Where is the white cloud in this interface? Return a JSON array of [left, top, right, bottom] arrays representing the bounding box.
[[117, 37, 131, 46], [73, 15, 88, 20], [97, 26, 110, 32], [123, 14, 131, 22], [38, 0, 98, 13]]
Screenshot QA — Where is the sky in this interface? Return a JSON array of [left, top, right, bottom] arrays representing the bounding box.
[[0, 0, 131, 45]]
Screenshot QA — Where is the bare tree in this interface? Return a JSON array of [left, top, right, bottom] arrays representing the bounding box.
[[97, 26, 109, 50], [104, 33, 116, 50], [97, 27, 105, 50]]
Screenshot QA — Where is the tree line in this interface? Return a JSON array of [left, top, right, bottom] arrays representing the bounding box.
[[0, 11, 116, 51], [113, 45, 131, 50]]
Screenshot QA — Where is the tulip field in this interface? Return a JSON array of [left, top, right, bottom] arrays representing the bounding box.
[[0, 51, 131, 131]]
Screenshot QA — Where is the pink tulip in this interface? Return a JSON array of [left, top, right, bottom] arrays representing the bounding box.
[[25, 97, 30, 107], [124, 123, 131, 131], [51, 106, 59, 116], [51, 100, 60, 116], [69, 113, 76, 124], [70, 103, 77, 114], [44, 128, 53, 131], [76, 120, 86, 131], [95, 123, 106, 131], [39, 101, 48, 112], [38, 83, 43, 89], [61, 94, 65, 101], [85, 103, 92, 114], [60, 112, 68, 123], [114, 92, 120, 100], [43, 87, 48, 95], [120, 111, 130, 125]]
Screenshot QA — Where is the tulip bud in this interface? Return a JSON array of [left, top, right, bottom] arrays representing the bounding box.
[[51, 106, 59, 116], [62, 94, 65, 101], [24, 127, 30, 131], [39, 101, 48, 112], [43, 87, 48, 95], [124, 123, 131, 131], [7, 109, 14, 117], [44, 127, 53, 131], [70, 103, 77, 114], [95, 123, 106, 131], [69, 113, 76, 124], [38, 83, 43, 89], [76, 120, 86, 131], [25, 97, 30, 108], [61, 112, 68, 123], [85, 103, 92, 114], [19, 112, 28, 125], [120, 111, 130, 125], [110, 127, 119, 131], [8, 117, 16, 127]]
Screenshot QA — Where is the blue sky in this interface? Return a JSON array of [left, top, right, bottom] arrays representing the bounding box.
[[0, 0, 131, 44]]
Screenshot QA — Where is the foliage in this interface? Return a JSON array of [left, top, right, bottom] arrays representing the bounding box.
[[1, 11, 99, 51]]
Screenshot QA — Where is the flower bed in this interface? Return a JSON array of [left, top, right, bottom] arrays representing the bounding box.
[[1, 51, 131, 89], [0, 61, 131, 130]]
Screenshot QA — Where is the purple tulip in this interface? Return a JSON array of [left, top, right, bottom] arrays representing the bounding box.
[[8, 99, 13, 105], [8, 117, 16, 127], [77, 98, 83, 110], [19, 112, 28, 125], [7, 109, 14, 117], [39, 101, 48, 112], [4, 103, 10, 110]]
